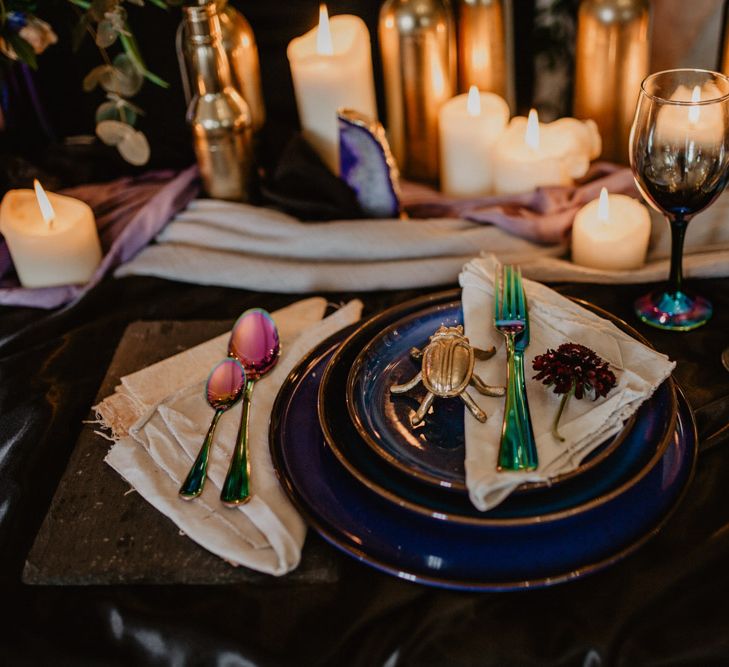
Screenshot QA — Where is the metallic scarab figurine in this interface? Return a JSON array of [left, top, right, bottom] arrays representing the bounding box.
[[390, 325, 505, 426]]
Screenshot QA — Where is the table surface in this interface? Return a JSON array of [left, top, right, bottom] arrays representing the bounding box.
[[2, 274, 729, 666]]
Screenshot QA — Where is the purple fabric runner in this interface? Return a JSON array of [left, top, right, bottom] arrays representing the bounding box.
[[0, 165, 200, 309], [401, 162, 638, 245]]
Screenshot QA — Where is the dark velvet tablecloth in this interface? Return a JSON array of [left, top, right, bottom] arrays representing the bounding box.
[[1, 274, 729, 666]]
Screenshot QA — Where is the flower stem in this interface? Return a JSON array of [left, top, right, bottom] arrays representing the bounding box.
[[552, 384, 574, 442]]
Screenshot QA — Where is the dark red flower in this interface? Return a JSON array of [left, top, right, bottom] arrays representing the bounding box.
[[532, 343, 617, 441], [532, 343, 616, 400]]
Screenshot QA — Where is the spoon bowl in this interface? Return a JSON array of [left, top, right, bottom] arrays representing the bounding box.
[[179, 358, 246, 499], [221, 308, 281, 505]]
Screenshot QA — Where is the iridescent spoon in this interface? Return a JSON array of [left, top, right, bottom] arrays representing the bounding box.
[[179, 358, 246, 500], [221, 308, 280, 506]]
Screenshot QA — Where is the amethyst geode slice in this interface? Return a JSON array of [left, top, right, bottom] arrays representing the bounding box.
[[338, 109, 401, 218]]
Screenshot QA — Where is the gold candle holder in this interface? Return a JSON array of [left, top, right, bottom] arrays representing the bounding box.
[[573, 0, 651, 164], [458, 0, 507, 100], [721, 3, 729, 76], [379, 0, 456, 183]]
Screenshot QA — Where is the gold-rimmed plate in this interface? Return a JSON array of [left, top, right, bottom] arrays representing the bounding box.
[[346, 297, 637, 494]]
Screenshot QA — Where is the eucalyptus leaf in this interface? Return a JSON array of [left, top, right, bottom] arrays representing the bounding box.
[[96, 19, 119, 48], [95, 100, 138, 127], [83, 64, 112, 92], [98, 53, 143, 96], [117, 129, 150, 165], [96, 119, 130, 146]]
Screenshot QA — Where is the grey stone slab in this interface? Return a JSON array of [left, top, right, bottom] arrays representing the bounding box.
[[23, 320, 340, 586]]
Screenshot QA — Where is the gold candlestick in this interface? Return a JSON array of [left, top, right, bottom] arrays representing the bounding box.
[[721, 1, 729, 75], [379, 0, 456, 183], [458, 0, 507, 100], [573, 0, 651, 164]]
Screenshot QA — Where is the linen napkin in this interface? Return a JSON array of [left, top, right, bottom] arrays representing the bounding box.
[[459, 255, 675, 512], [99, 297, 363, 574]]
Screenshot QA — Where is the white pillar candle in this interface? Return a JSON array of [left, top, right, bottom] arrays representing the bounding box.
[[492, 109, 601, 195], [439, 85, 509, 196], [0, 180, 102, 288], [287, 5, 377, 174], [572, 187, 651, 270]]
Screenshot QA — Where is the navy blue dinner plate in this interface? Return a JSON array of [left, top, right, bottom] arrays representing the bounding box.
[[269, 329, 696, 590], [347, 300, 639, 493]]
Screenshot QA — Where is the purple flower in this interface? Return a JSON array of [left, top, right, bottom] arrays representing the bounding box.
[[532, 343, 617, 441]]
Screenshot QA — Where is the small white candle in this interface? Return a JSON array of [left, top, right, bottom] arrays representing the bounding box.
[[438, 86, 509, 196], [492, 109, 601, 195], [572, 187, 651, 270], [287, 5, 377, 174], [0, 181, 102, 288]]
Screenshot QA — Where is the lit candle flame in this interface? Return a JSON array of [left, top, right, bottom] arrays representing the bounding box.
[[467, 86, 481, 117], [525, 108, 540, 151], [597, 187, 610, 222], [34, 179, 55, 228], [316, 4, 334, 56], [688, 85, 701, 124]]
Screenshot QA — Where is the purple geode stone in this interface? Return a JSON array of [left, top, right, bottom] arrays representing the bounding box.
[[338, 109, 401, 219]]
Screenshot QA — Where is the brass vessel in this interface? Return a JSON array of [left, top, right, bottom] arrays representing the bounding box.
[[720, 1, 729, 75], [179, 0, 265, 132], [184, 2, 253, 201], [379, 0, 456, 183], [458, 0, 507, 100], [573, 0, 651, 163]]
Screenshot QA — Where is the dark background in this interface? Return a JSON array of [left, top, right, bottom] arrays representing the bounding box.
[[0, 0, 539, 186]]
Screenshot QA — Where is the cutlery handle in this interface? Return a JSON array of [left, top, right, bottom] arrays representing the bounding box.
[[221, 379, 255, 506], [497, 339, 539, 472], [179, 408, 224, 499]]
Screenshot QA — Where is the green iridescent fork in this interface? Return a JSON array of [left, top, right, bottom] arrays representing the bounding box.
[[493, 265, 539, 471]]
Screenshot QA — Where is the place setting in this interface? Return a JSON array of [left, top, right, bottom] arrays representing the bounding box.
[[6, 2, 729, 662]]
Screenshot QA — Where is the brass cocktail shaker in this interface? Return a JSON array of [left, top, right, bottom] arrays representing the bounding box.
[[573, 0, 651, 163], [178, 0, 265, 132], [379, 0, 456, 183], [184, 2, 253, 201], [458, 0, 507, 99], [720, 1, 729, 75]]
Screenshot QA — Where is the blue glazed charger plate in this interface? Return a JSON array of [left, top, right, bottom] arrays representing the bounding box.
[[347, 300, 637, 493], [318, 291, 676, 526], [269, 328, 696, 590]]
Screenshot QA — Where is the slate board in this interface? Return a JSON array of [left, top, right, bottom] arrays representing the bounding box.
[[23, 320, 340, 586]]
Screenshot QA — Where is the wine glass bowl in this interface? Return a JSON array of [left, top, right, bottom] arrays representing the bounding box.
[[629, 69, 729, 331]]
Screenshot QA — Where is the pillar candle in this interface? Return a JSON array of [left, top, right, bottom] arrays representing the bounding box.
[[492, 109, 601, 195], [0, 181, 102, 288], [287, 5, 377, 174], [572, 187, 651, 270], [439, 86, 509, 196]]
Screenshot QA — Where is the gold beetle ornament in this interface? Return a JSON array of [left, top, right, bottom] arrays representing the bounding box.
[[390, 325, 505, 425]]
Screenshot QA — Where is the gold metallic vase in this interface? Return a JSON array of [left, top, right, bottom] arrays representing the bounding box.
[[458, 0, 507, 99], [178, 0, 265, 132], [573, 0, 651, 164], [184, 2, 253, 202], [379, 0, 456, 183], [720, 2, 729, 75]]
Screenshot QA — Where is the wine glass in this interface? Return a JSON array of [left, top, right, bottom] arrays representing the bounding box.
[[630, 69, 729, 331]]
